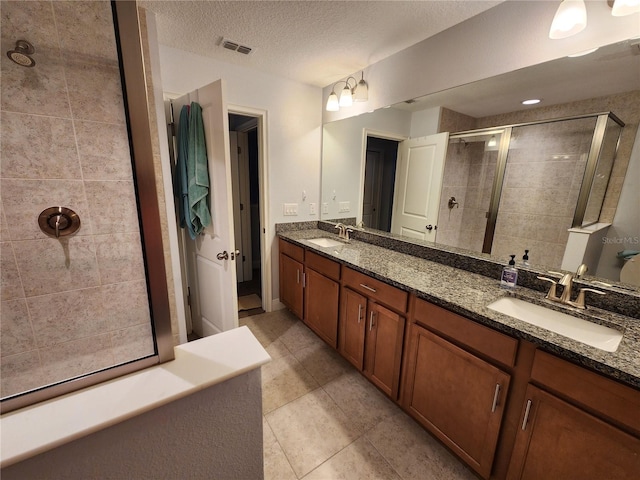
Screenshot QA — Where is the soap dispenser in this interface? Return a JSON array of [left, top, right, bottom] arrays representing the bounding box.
[[522, 249, 530, 267], [501, 255, 518, 289]]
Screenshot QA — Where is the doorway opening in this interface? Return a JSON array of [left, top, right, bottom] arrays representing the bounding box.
[[229, 113, 264, 318], [363, 136, 399, 232]]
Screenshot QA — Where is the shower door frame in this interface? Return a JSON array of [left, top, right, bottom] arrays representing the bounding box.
[[1, 1, 174, 414], [449, 112, 624, 256]]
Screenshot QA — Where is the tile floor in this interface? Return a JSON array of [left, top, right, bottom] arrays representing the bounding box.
[[240, 309, 478, 480]]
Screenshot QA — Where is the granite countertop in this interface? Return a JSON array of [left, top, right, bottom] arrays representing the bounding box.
[[279, 228, 640, 389]]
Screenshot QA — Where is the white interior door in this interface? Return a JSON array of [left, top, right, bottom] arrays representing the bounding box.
[[391, 133, 449, 241], [174, 79, 238, 337]]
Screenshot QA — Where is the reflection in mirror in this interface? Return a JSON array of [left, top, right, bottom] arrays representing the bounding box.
[[321, 40, 640, 286]]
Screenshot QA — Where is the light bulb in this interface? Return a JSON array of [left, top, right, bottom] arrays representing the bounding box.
[[549, 0, 587, 39]]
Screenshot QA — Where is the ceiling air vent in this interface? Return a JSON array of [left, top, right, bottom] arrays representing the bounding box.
[[221, 38, 252, 55]]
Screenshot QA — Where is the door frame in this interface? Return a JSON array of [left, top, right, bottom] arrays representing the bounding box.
[[359, 129, 407, 226], [228, 104, 272, 312]]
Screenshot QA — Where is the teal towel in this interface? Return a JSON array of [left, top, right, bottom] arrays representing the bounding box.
[[187, 102, 212, 234], [175, 105, 197, 239]]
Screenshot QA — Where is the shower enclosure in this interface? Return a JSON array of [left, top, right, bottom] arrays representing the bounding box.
[[1, 1, 173, 413], [436, 113, 623, 269]]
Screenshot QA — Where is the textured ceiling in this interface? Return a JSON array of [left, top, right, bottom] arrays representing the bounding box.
[[139, 0, 503, 87]]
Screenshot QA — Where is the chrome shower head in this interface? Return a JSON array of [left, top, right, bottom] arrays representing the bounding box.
[[7, 40, 35, 67]]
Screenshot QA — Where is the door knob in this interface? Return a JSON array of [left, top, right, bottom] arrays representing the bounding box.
[[231, 249, 240, 260], [426, 225, 433, 231], [216, 251, 229, 260]]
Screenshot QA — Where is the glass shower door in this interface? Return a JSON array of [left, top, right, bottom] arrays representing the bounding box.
[[490, 117, 598, 267]]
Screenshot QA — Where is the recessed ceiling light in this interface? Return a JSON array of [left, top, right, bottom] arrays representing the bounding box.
[[522, 99, 541, 105]]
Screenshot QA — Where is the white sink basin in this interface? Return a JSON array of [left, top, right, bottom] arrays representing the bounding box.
[[487, 297, 623, 352], [307, 237, 344, 248]]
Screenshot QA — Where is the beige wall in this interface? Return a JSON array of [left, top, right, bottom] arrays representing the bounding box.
[[0, 1, 154, 397]]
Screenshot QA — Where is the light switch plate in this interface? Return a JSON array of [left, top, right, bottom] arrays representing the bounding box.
[[309, 203, 316, 215], [322, 203, 329, 214], [283, 203, 298, 216], [339, 201, 350, 213]]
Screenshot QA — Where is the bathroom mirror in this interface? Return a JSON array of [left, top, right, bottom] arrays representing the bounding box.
[[320, 39, 640, 286]]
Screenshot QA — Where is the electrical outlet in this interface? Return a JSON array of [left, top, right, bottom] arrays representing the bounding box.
[[322, 203, 329, 214], [339, 201, 350, 213], [309, 203, 316, 215], [283, 203, 298, 216]]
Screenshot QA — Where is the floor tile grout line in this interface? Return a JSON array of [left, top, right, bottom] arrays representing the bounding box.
[[363, 422, 410, 480], [262, 413, 300, 480]]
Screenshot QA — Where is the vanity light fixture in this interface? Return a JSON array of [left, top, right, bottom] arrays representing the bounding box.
[[611, 0, 640, 16], [549, 0, 587, 39], [549, 0, 639, 40], [325, 71, 368, 111], [487, 135, 497, 147], [522, 99, 541, 105]]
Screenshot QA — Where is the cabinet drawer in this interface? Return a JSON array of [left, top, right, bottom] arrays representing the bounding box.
[[279, 238, 304, 262], [412, 297, 517, 368], [531, 350, 640, 435], [343, 267, 408, 313], [306, 251, 340, 281]]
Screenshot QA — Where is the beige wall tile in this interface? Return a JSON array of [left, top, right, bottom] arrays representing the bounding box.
[[94, 232, 146, 284], [39, 333, 114, 385], [65, 60, 125, 124], [1, 179, 92, 240], [0, 205, 8, 242], [14, 237, 100, 297], [75, 120, 133, 181], [1, 300, 35, 357], [102, 280, 151, 330], [84, 181, 139, 235], [0, 350, 43, 397], [1, 242, 24, 301], [110, 322, 155, 364], [27, 287, 109, 348], [52, 1, 119, 64], [1, 112, 81, 179]]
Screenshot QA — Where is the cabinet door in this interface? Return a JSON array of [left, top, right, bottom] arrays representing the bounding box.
[[304, 268, 339, 347], [404, 324, 510, 479], [364, 302, 405, 399], [508, 384, 640, 480], [339, 288, 367, 369], [279, 253, 304, 319]]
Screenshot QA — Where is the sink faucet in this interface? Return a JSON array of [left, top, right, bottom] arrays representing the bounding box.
[[334, 223, 354, 241], [539, 263, 604, 308]]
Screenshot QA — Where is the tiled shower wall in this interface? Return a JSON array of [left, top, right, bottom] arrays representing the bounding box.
[[0, 1, 154, 397], [491, 118, 595, 268]]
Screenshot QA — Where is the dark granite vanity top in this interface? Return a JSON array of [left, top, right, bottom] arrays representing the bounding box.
[[278, 228, 640, 390]]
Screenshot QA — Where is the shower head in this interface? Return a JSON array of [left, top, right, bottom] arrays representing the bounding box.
[[7, 40, 35, 67]]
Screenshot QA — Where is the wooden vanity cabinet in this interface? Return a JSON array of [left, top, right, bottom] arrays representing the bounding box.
[[279, 238, 304, 319], [339, 267, 408, 399], [507, 350, 640, 480], [304, 251, 340, 348], [403, 298, 517, 479], [507, 384, 640, 480]]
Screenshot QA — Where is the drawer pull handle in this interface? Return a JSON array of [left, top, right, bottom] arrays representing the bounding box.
[[360, 283, 377, 293], [521, 399, 532, 430], [358, 304, 363, 323], [369, 311, 375, 331], [491, 383, 501, 413]]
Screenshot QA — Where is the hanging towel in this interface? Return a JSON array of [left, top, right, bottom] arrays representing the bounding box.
[[175, 105, 197, 239], [187, 102, 212, 235]]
